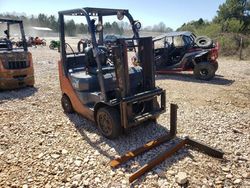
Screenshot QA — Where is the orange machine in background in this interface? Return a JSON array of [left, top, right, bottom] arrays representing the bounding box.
[[0, 18, 34, 90]]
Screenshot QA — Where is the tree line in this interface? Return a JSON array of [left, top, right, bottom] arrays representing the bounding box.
[[1, 0, 249, 58], [177, 0, 250, 59], [0, 13, 172, 36], [0, 13, 125, 36], [178, 0, 250, 34]]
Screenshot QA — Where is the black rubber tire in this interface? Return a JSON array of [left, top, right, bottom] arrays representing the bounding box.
[[96, 107, 121, 139], [49, 44, 54, 50], [194, 62, 215, 80], [213, 61, 219, 71], [61, 94, 74, 113], [152, 99, 160, 121], [195, 36, 213, 48]]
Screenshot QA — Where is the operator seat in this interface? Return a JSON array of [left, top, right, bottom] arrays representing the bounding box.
[[85, 46, 108, 67], [84, 46, 114, 75]]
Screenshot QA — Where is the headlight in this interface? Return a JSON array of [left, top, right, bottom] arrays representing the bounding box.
[[95, 24, 103, 32], [134, 21, 141, 30]]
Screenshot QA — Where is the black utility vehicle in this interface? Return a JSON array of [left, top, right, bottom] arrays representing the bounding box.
[[153, 31, 219, 80], [104, 34, 133, 51]]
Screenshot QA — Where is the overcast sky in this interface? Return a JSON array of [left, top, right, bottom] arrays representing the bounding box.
[[0, 0, 226, 30]]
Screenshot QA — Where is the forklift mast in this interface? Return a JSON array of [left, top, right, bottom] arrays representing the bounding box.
[[112, 37, 165, 128]]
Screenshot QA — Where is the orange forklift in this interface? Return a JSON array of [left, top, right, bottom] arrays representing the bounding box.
[[58, 8, 166, 139], [0, 18, 34, 90], [58, 8, 224, 182]]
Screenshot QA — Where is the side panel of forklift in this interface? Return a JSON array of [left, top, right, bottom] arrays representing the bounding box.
[[58, 60, 94, 121], [0, 52, 34, 90]]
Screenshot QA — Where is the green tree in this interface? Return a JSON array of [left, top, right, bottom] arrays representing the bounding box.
[[214, 0, 250, 32], [104, 22, 112, 34], [65, 20, 76, 36], [37, 13, 48, 27], [48, 15, 58, 32], [152, 22, 173, 32], [111, 21, 124, 35], [197, 18, 205, 26], [222, 18, 244, 32], [176, 18, 207, 33], [76, 23, 88, 34]]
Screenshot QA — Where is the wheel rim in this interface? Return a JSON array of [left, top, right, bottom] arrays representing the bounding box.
[[200, 68, 208, 76], [98, 112, 112, 136]]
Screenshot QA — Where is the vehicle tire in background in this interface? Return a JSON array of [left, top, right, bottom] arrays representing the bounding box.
[[96, 107, 122, 139], [61, 94, 74, 113], [194, 62, 215, 80], [213, 61, 219, 71], [49, 44, 54, 50], [195, 36, 213, 48]]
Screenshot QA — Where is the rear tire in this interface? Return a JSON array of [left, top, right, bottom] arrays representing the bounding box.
[[194, 62, 215, 80], [96, 107, 121, 139], [61, 94, 74, 113]]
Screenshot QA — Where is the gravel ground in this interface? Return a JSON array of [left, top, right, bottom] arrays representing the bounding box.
[[0, 45, 250, 188]]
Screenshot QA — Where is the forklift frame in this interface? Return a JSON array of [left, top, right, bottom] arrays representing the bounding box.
[[0, 18, 28, 51], [58, 8, 166, 134]]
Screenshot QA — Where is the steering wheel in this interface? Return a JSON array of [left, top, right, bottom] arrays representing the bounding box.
[[164, 41, 171, 48], [99, 46, 114, 65]]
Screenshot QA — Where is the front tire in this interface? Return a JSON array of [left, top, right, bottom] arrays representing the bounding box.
[[194, 62, 215, 80], [61, 94, 74, 113], [96, 107, 121, 139]]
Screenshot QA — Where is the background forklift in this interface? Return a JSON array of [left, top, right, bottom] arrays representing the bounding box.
[[58, 8, 166, 139], [0, 18, 34, 90]]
